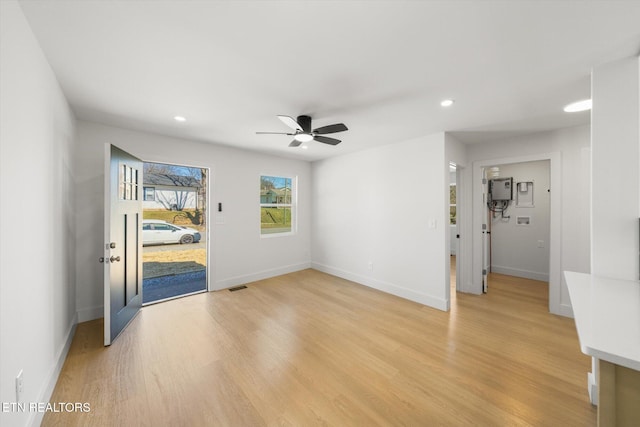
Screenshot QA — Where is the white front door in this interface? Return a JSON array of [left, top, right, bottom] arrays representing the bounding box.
[[103, 144, 143, 346]]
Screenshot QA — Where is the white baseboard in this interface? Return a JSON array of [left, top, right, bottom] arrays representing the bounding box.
[[311, 262, 449, 311], [557, 303, 574, 318], [215, 262, 311, 290], [587, 371, 598, 405], [77, 305, 103, 322], [29, 313, 78, 427], [491, 265, 549, 282]]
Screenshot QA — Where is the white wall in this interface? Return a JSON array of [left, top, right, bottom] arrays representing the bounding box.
[[465, 125, 591, 316], [75, 121, 312, 321], [488, 160, 550, 281], [311, 133, 450, 310], [591, 56, 640, 280], [0, 2, 77, 426]]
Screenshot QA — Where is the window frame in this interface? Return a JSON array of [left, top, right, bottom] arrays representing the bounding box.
[[259, 174, 297, 238], [143, 186, 155, 201]]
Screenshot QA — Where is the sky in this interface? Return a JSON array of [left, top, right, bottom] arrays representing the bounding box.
[[261, 175, 291, 190]]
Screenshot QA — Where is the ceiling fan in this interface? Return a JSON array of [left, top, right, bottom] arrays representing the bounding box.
[[257, 115, 348, 147]]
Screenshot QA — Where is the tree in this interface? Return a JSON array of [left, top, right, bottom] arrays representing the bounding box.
[[144, 162, 201, 213], [155, 190, 190, 211], [261, 176, 276, 191], [144, 162, 180, 175], [193, 167, 207, 227]]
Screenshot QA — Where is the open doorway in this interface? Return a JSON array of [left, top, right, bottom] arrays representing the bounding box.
[[449, 163, 458, 301], [142, 162, 208, 304], [472, 153, 562, 314], [482, 160, 550, 298]]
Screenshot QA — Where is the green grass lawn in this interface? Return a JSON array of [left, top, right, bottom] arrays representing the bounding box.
[[261, 207, 291, 230]]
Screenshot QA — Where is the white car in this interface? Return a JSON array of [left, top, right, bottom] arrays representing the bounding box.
[[142, 220, 201, 245]]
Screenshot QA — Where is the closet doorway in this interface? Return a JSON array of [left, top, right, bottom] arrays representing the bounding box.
[[472, 152, 562, 315], [483, 160, 551, 300]]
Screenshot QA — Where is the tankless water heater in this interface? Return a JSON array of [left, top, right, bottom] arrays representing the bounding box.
[[489, 177, 513, 201]]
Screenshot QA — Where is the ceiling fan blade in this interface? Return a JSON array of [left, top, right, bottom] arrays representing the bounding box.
[[289, 139, 303, 147], [256, 131, 295, 135], [278, 115, 303, 131], [313, 123, 348, 134], [314, 135, 341, 145]]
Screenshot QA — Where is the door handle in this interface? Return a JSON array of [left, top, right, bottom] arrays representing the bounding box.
[[110, 256, 121, 263]]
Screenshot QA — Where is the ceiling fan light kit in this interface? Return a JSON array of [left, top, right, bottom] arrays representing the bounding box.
[[294, 133, 314, 143], [257, 115, 348, 148]]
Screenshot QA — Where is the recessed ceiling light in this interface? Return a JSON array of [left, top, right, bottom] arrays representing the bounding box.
[[563, 99, 592, 113], [301, 146, 309, 150], [174, 116, 186, 122], [441, 99, 454, 107]]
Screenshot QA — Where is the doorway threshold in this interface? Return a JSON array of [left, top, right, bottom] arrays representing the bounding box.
[[142, 269, 206, 304]]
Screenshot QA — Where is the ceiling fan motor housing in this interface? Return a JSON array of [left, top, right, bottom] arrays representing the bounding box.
[[256, 114, 346, 147], [297, 115, 312, 133]]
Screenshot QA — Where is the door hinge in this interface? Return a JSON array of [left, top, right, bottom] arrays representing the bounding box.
[[482, 269, 487, 275], [482, 178, 487, 184], [482, 223, 487, 230]]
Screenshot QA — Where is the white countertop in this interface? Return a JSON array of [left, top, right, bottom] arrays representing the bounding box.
[[564, 271, 640, 371]]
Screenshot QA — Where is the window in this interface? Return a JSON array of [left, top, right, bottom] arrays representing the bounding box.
[[119, 164, 138, 201], [143, 223, 180, 231], [260, 175, 294, 235], [143, 186, 155, 201], [152, 223, 173, 231], [450, 184, 457, 225]]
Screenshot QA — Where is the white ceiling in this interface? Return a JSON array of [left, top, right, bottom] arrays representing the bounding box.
[[18, 0, 640, 161]]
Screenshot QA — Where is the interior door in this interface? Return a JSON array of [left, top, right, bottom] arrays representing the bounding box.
[[103, 144, 143, 346], [481, 167, 489, 293], [455, 166, 462, 292]]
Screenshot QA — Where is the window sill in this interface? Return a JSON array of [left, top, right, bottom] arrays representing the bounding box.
[[260, 231, 295, 239]]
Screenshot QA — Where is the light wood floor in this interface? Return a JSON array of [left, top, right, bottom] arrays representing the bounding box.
[[43, 265, 596, 426]]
